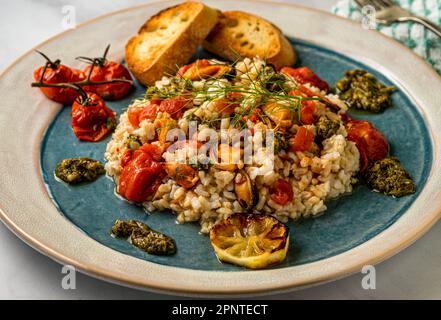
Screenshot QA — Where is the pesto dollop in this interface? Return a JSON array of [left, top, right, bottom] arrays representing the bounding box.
[[364, 157, 416, 197], [55, 157, 105, 184], [336, 69, 395, 113], [111, 219, 177, 255]]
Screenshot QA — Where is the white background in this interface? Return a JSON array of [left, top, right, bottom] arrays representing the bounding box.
[[0, 0, 440, 299]]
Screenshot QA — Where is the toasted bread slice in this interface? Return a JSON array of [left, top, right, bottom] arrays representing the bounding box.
[[202, 11, 296, 69], [126, 2, 220, 86]]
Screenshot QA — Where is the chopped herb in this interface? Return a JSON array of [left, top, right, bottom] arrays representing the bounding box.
[[316, 116, 340, 140], [111, 219, 177, 255], [126, 134, 142, 150], [336, 69, 395, 113], [364, 157, 416, 197], [55, 157, 105, 184], [274, 132, 290, 153]]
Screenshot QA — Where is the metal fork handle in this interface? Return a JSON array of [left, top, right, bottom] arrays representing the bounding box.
[[398, 16, 441, 38]]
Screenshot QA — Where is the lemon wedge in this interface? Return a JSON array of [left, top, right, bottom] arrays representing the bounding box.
[[209, 213, 289, 269]]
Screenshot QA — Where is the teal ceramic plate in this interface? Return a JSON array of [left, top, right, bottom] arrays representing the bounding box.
[[1, 0, 440, 296], [41, 40, 432, 270]]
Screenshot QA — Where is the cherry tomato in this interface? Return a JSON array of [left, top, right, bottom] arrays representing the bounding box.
[[71, 92, 116, 142], [290, 126, 315, 152], [346, 120, 389, 171], [158, 96, 189, 120], [84, 60, 132, 100], [117, 144, 166, 203], [121, 149, 133, 168], [34, 64, 85, 104], [281, 66, 329, 92], [270, 179, 294, 205], [127, 99, 161, 128]]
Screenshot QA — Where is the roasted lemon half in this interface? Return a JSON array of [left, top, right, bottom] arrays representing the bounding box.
[[209, 213, 289, 269]]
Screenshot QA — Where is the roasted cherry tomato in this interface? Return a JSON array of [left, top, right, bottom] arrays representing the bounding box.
[[290, 126, 315, 152], [84, 60, 132, 100], [34, 57, 85, 104], [270, 179, 294, 205], [158, 96, 189, 120], [281, 66, 329, 92], [71, 92, 116, 142], [118, 144, 166, 203], [346, 120, 389, 171], [127, 99, 161, 128], [121, 149, 134, 168]]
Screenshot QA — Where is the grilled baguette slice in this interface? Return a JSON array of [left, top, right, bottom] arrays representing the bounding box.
[[203, 11, 296, 69], [126, 2, 220, 86]]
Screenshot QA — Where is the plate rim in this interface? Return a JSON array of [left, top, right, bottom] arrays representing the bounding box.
[[0, 0, 440, 296]]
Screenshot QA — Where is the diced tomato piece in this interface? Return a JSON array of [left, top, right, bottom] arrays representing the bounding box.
[[138, 104, 159, 123], [128, 107, 143, 128], [270, 179, 294, 205], [158, 96, 189, 119], [300, 100, 316, 125], [290, 127, 315, 152]]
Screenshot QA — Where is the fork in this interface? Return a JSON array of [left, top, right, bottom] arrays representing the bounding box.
[[354, 0, 441, 37]]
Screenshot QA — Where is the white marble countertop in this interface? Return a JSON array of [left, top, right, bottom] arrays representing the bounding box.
[[1, 0, 440, 300]]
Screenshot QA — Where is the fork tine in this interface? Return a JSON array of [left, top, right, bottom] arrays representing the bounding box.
[[377, 0, 396, 7], [354, 0, 382, 11], [370, 0, 387, 10]]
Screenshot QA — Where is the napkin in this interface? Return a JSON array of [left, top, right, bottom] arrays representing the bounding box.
[[332, 0, 441, 74]]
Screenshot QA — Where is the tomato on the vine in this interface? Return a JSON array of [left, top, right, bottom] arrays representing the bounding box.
[[71, 92, 116, 142], [33, 52, 85, 104], [83, 60, 133, 100]]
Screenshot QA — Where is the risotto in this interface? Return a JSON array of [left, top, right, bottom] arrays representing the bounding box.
[[105, 57, 360, 233]]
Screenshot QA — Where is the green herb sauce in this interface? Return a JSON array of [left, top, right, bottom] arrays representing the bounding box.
[[336, 69, 395, 113], [364, 157, 416, 197], [111, 219, 177, 255], [55, 157, 105, 184]]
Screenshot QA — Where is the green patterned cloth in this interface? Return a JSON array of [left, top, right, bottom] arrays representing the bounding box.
[[332, 0, 441, 74]]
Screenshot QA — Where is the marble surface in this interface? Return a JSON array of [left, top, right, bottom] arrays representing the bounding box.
[[0, 0, 440, 300]]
